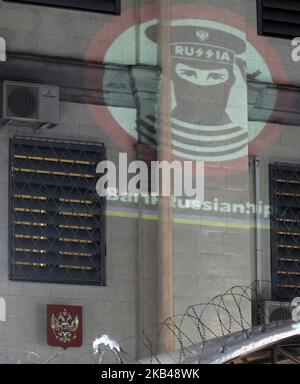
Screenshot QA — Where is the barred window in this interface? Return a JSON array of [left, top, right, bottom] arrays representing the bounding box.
[[257, 0, 300, 39], [270, 162, 300, 300], [4, 0, 121, 14], [9, 136, 106, 285]]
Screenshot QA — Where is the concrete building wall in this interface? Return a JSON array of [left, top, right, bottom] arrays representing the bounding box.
[[0, 0, 160, 360], [245, 0, 299, 86], [0, 102, 151, 361], [250, 124, 300, 292], [0, 0, 134, 62], [245, 0, 300, 297], [0, 0, 298, 360], [172, 0, 252, 333]]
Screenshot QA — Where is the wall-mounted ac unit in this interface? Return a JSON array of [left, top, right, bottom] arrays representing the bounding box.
[[264, 301, 292, 325], [1, 81, 59, 129]]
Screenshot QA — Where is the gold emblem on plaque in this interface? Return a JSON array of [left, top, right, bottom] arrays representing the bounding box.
[[51, 308, 80, 344]]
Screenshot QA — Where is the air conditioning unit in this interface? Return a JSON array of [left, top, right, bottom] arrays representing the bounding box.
[[1, 81, 59, 129], [264, 301, 292, 324]]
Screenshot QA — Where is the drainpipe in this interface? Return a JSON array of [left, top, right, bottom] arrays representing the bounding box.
[[255, 157, 262, 292], [157, 0, 175, 352], [133, 0, 144, 360]]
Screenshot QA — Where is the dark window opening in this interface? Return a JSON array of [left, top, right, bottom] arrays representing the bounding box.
[[9, 136, 106, 285], [4, 0, 121, 15], [257, 0, 300, 39], [270, 162, 300, 300]]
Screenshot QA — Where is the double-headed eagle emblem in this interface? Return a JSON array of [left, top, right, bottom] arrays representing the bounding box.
[[51, 309, 80, 344], [196, 30, 210, 42]]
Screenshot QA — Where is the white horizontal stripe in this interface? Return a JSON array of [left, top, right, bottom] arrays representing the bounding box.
[[172, 126, 247, 141], [173, 147, 248, 162], [172, 118, 240, 131], [172, 137, 249, 152]]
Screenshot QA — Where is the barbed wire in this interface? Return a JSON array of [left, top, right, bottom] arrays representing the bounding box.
[[134, 280, 286, 363], [0, 280, 292, 364]]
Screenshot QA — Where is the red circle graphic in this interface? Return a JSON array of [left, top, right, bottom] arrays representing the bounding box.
[[85, 4, 288, 176]]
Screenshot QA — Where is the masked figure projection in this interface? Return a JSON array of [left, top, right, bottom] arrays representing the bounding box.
[[142, 25, 248, 162]]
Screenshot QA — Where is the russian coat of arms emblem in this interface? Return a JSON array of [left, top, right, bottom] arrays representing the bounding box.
[[196, 30, 210, 41], [47, 305, 83, 348]]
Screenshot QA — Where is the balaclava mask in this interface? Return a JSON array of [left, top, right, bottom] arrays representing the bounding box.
[[172, 60, 235, 125]]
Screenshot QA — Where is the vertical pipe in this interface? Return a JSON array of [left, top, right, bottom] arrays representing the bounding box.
[[157, 0, 174, 352], [133, 0, 144, 359], [255, 157, 262, 292]]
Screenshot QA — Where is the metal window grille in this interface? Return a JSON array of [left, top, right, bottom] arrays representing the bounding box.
[[9, 136, 106, 285], [3, 0, 121, 14], [257, 0, 300, 39], [270, 162, 300, 300]]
